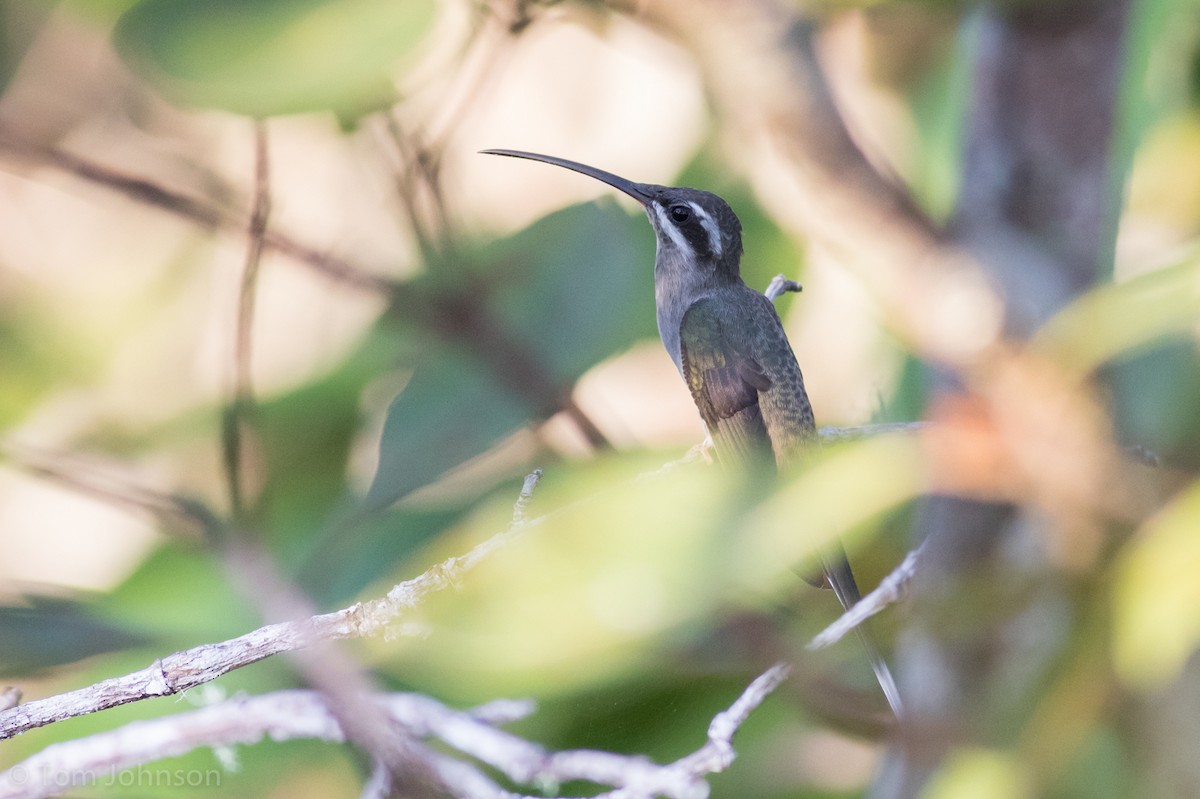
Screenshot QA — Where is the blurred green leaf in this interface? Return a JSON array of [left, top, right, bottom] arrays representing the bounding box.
[[379, 453, 736, 698], [1033, 250, 1200, 374], [734, 432, 927, 593], [365, 345, 531, 510], [0, 303, 91, 431], [1113, 477, 1200, 687], [488, 201, 657, 383], [1105, 339, 1200, 467], [299, 503, 474, 607], [368, 203, 655, 508], [0, 2, 52, 97], [113, 0, 434, 116], [255, 324, 404, 547], [0, 594, 145, 676], [379, 433, 923, 699], [103, 545, 258, 646], [908, 17, 971, 223], [924, 748, 1034, 799]]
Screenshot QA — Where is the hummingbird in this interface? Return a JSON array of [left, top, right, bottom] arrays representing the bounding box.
[[482, 149, 902, 718]]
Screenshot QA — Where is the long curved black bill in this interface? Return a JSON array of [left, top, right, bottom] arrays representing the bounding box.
[[481, 149, 653, 205]]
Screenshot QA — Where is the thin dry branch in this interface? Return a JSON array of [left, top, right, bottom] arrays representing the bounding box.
[[0, 134, 397, 295], [222, 120, 272, 525], [0, 471, 544, 741], [0, 413, 915, 742], [809, 540, 924, 651], [0, 663, 788, 799]]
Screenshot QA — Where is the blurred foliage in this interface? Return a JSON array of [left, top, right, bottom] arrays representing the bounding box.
[[368, 203, 654, 509], [1113, 478, 1200, 686], [1, 0, 1200, 797], [0, 594, 145, 675], [113, 0, 434, 117]]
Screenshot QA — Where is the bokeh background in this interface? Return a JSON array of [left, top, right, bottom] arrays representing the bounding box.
[[1, 0, 1199, 796]]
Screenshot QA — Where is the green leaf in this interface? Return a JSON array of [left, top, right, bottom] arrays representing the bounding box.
[[297, 504, 472, 606], [103, 546, 258, 645], [1033, 248, 1200, 375], [113, 0, 435, 116], [367, 203, 656, 509], [923, 748, 1034, 799], [1113, 477, 1200, 687], [733, 432, 927, 591], [0, 3, 53, 98], [378, 434, 924, 699], [365, 344, 531, 510], [489, 201, 657, 383], [379, 453, 738, 698], [1105, 339, 1200, 468], [0, 594, 146, 676]]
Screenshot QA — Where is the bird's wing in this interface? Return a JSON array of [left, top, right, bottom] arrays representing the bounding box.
[[680, 297, 903, 718], [679, 297, 774, 468]]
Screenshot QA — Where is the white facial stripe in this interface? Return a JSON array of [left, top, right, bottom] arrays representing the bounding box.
[[651, 204, 692, 255], [688, 201, 723, 258]]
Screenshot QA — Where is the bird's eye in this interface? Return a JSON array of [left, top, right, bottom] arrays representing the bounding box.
[[669, 204, 691, 223]]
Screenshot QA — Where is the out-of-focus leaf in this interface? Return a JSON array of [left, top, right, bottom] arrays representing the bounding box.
[[733, 432, 927, 593], [873, 351, 929, 423], [255, 331, 402, 547], [298, 504, 472, 606], [0, 2, 52, 96], [923, 748, 1034, 799], [0, 305, 90, 432], [59, 0, 143, 21], [365, 345, 530, 510], [909, 27, 971, 223], [103, 545, 258, 646], [377, 453, 736, 698], [489, 201, 657, 383], [1106, 339, 1200, 467], [1051, 729, 1135, 799], [113, 0, 434, 116], [1032, 250, 1200, 375], [378, 434, 923, 699], [1112, 478, 1200, 687], [368, 203, 655, 509], [0, 594, 146, 676]]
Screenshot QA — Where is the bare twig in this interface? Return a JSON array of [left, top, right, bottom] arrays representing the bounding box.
[[222, 121, 272, 526], [0, 135, 397, 295], [1, 444, 219, 540], [764, 274, 803, 302], [509, 468, 543, 526], [0, 471, 544, 740], [0, 690, 20, 713], [809, 540, 925, 651], [1, 131, 615, 454], [0, 662, 788, 799]]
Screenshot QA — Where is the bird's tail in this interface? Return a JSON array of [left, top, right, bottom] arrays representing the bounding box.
[[819, 546, 905, 719]]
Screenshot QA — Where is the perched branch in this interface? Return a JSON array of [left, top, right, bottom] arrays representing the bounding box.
[[0, 471, 544, 740], [818, 422, 927, 444], [0, 663, 788, 799]]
